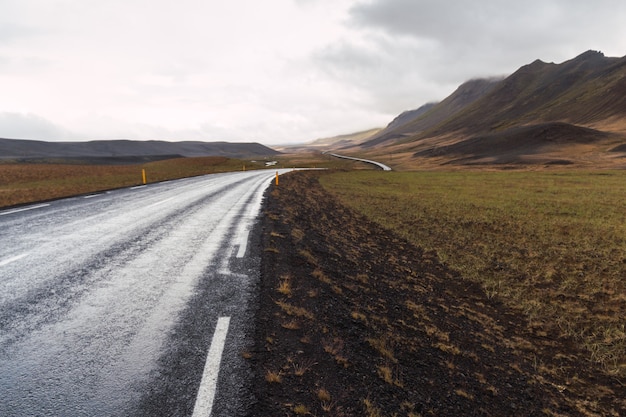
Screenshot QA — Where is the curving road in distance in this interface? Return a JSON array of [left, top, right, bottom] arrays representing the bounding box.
[[327, 152, 392, 171]]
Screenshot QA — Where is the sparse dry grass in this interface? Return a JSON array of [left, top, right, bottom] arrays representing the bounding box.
[[290, 358, 316, 376], [311, 268, 332, 284], [321, 170, 626, 377], [298, 249, 319, 266], [0, 157, 256, 208], [322, 337, 349, 367], [275, 300, 314, 320], [366, 337, 397, 362], [316, 387, 331, 402], [455, 389, 475, 400], [265, 369, 283, 383], [281, 319, 301, 330], [363, 398, 383, 417], [377, 364, 403, 387], [254, 170, 626, 416], [277, 274, 293, 297]]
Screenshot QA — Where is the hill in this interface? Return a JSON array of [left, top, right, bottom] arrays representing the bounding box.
[[277, 128, 382, 153], [418, 50, 626, 138], [0, 138, 280, 163], [362, 78, 502, 148], [323, 50, 626, 169], [413, 122, 611, 165]]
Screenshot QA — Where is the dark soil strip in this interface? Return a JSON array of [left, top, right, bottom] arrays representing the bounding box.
[[249, 171, 625, 416]]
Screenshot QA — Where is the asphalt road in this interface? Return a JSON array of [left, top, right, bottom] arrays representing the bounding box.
[[327, 153, 392, 171], [0, 169, 291, 417]]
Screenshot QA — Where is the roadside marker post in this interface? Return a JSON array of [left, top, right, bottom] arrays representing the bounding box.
[[141, 169, 147, 185], [275, 171, 279, 186]]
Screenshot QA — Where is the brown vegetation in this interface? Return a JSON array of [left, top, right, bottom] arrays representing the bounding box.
[[250, 171, 625, 416], [321, 170, 626, 378], [0, 157, 258, 208]]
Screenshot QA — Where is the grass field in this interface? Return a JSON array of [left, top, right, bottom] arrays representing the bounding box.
[[0, 152, 357, 209], [0, 157, 259, 208], [320, 170, 626, 377]]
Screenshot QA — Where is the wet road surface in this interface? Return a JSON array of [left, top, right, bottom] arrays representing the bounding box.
[[0, 169, 289, 416]]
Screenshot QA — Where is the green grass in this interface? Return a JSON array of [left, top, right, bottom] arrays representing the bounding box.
[[320, 170, 626, 377]]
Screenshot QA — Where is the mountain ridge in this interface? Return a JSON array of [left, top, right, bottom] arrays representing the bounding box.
[[362, 77, 503, 148], [311, 50, 626, 168], [0, 138, 280, 162]]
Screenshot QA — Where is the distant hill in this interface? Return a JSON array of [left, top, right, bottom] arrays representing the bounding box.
[[383, 102, 438, 132], [310, 128, 381, 148], [278, 128, 381, 153], [0, 138, 280, 163], [362, 78, 502, 148], [328, 50, 626, 168]]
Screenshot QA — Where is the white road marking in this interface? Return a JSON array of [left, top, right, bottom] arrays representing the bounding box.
[[83, 194, 102, 199], [145, 197, 175, 209], [192, 316, 231, 417], [0, 253, 28, 267], [130, 185, 146, 190], [236, 230, 250, 258], [0, 203, 50, 216]]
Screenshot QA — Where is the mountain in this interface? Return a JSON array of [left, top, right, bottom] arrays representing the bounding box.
[[385, 103, 438, 131], [362, 78, 502, 148], [335, 50, 626, 168], [0, 138, 280, 163], [418, 50, 626, 138]]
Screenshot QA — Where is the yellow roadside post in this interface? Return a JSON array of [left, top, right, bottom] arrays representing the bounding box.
[[142, 169, 147, 185], [275, 171, 279, 186]]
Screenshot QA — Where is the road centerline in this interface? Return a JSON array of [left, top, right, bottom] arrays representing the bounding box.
[[145, 197, 175, 209], [0, 203, 50, 216], [236, 230, 250, 258], [0, 253, 28, 267], [192, 316, 231, 417]]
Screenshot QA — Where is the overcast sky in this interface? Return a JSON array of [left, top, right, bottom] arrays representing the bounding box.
[[1, 0, 625, 145]]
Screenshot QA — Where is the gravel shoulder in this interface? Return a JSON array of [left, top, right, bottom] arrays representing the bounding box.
[[249, 170, 625, 416]]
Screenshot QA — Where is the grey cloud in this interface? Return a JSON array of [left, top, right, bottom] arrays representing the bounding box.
[[349, 0, 626, 56], [313, 36, 455, 114], [314, 41, 387, 81], [351, 1, 619, 39], [350, 0, 537, 41], [0, 112, 77, 141], [311, 0, 626, 117]]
